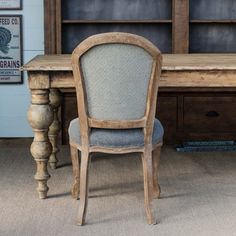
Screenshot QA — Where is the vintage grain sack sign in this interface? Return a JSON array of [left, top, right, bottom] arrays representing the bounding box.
[[0, 0, 21, 9], [0, 15, 22, 84]]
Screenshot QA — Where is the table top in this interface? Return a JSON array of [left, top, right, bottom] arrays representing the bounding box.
[[21, 54, 236, 72]]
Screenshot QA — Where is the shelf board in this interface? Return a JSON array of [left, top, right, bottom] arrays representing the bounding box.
[[190, 19, 236, 23], [62, 19, 172, 24]]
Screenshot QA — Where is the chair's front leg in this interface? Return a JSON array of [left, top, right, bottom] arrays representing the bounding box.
[[48, 89, 62, 169], [152, 146, 162, 198], [141, 150, 157, 225], [70, 145, 80, 199], [77, 150, 91, 226]]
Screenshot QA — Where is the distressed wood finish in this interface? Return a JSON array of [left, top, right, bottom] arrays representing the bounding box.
[[55, 0, 62, 53], [22, 54, 236, 88], [62, 19, 172, 24], [77, 151, 91, 226], [184, 96, 236, 133], [56, 0, 172, 54], [152, 145, 162, 199], [88, 117, 146, 129], [172, 0, 189, 53], [70, 33, 163, 225], [44, 0, 236, 55], [23, 53, 236, 71], [48, 89, 62, 169], [161, 71, 236, 87], [70, 145, 80, 199], [27, 72, 53, 199], [21, 53, 236, 199], [44, 0, 56, 54], [44, 0, 187, 55], [44, 0, 236, 144]]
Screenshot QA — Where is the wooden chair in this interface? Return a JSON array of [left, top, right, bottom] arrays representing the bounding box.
[[69, 32, 163, 225]]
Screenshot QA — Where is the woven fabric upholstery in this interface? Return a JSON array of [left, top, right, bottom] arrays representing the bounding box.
[[80, 43, 153, 120], [69, 118, 164, 148]]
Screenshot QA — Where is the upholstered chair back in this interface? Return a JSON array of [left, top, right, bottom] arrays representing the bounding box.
[[72, 32, 162, 129], [79, 43, 154, 120]]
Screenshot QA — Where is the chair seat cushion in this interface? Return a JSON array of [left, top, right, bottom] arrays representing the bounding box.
[[68, 118, 164, 148]]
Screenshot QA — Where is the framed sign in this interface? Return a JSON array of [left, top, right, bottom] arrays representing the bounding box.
[[0, 0, 22, 10], [0, 15, 22, 84]]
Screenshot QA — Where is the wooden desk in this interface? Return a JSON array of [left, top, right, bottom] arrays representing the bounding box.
[[22, 54, 236, 199]]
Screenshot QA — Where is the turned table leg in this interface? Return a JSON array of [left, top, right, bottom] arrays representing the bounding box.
[[28, 89, 53, 198], [48, 89, 62, 169], [27, 71, 54, 199]]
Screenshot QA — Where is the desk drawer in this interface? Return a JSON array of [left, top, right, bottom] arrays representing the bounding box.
[[184, 96, 236, 133]]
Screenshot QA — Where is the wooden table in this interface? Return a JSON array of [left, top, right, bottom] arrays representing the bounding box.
[[22, 54, 236, 199]]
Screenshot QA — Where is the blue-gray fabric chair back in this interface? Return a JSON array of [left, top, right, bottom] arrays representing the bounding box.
[[80, 43, 153, 120]]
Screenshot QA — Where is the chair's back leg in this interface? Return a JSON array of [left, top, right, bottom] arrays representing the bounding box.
[[141, 151, 157, 225], [152, 146, 162, 198], [70, 145, 80, 199], [77, 150, 91, 226]]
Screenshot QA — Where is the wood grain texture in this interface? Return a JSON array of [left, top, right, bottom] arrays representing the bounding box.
[[172, 0, 189, 53], [44, 0, 56, 54], [56, 0, 62, 53], [22, 54, 236, 71], [70, 32, 163, 225], [61, 93, 78, 144], [27, 85, 53, 199], [22, 54, 236, 89], [88, 118, 146, 129], [48, 89, 62, 169], [42, 0, 236, 149], [156, 96, 178, 142], [45, 0, 173, 55], [77, 151, 90, 226], [190, 20, 236, 23], [141, 150, 156, 225], [28, 72, 50, 89], [70, 145, 80, 199], [23, 53, 236, 147], [62, 19, 173, 24], [184, 96, 236, 133], [162, 54, 236, 70], [152, 146, 162, 199], [45, 0, 236, 55], [161, 71, 236, 87]]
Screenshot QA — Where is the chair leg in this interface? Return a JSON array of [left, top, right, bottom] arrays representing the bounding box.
[[77, 151, 90, 226], [152, 146, 162, 199], [141, 151, 157, 225], [70, 145, 80, 199]]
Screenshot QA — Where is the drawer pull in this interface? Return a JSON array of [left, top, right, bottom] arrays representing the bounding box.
[[205, 111, 219, 117]]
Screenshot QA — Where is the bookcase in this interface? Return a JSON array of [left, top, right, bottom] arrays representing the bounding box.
[[189, 0, 236, 53], [61, 0, 172, 53], [45, 0, 188, 54], [44, 0, 236, 144]]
